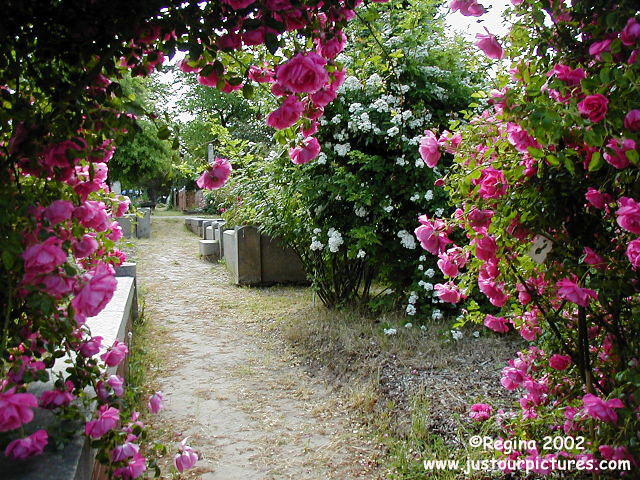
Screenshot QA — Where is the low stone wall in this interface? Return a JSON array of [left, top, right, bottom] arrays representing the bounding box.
[[0, 265, 138, 480]]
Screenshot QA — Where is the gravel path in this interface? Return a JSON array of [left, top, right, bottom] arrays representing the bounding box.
[[134, 218, 381, 480]]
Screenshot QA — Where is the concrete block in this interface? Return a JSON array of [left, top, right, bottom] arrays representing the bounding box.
[[260, 236, 307, 284], [205, 226, 214, 240], [223, 230, 237, 277], [136, 208, 151, 238], [116, 215, 136, 239], [235, 226, 262, 285], [199, 239, 220, 259], [115, 262, 137, 277]]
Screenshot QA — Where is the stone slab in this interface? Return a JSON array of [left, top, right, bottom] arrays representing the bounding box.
[[136, 208, 151, 239]]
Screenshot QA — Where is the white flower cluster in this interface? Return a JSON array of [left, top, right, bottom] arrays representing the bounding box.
[[334, 143, 351, 156], [366, 73, 383, 87], [432, 309, 443, 321], [425, 268, 435, 278], [417, 280, 433, 291], [340, 76, 361, 92], [316, 152, 327, 164], [384, 328, 397, 336], [406, 304, 416, 316], [410, 193, 420, 202], [354, 206, 368, 217], [397, 230, 416, 249], [310, 228, 324, 251], [424, 190, 433, 201], [396, 156, 408, 167], [357, 249, 366, 258], [327, 228, 344, 252], [451, 329, 463, 340], [383, 205, 394, 213]]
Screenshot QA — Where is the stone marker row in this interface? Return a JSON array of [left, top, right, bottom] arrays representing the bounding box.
[[115, 207, 151, 239], [185, 218, 308, 286]]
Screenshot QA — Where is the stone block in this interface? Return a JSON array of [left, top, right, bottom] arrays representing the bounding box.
[[136, 207, 151, 238], [260, 235, 307, 284], [235, 226, 262, 285], [223, 230, 237, 277], [115, 262, 137, 277], [116, 215, 136, 239], [199, 239, 220, 259], [205, 225, 214, 240]]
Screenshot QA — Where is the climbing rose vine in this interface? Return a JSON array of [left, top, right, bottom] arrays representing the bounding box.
[[0, 0, 365, 476], [417, 0, 640, 473]]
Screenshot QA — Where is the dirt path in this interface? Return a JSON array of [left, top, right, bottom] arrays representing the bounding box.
[[133, 218, 381, 480]]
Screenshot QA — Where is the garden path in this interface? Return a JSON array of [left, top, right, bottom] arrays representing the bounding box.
[[133, 218, 380, 480]]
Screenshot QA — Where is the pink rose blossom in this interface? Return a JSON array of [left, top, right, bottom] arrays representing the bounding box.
[[0, 389, 38, 431], [275, 52, 328, 94], [478, 278, 508, 307], [501, 367, 525, 390], [148, 392, 164, 414], [577, 94, 608, 123], [72, 262, 117, 320], [583, 247, 605, 268], [588, 39, 612, 59], [114, 196, 131, 217], [42, 140, 84, 168], [469, 403, 492, 421], [437, 130, 462, 153], [40, 383, 75, 408], [289, 136, 321, 165], [474, 32, 504, 59], [582, 394, 624, 423], [107, 375, 124, 397], [621, 17, 640, 46], [484, 314, 509, 333], [174, 440, 198, 472], [22, 237, 67, 275], [79, 336, 102, 357], [73, 201, 110, 231], [604, 138, 635, 169], [550, 64, 586, 86], [197, 69, 219, 87], [467, 208, 493, 233], [450, 0, 485, 17], [196, 157, 232, 190], [626, 238, 640, 269], [556, 276, 598, 307], [474, 235, 497, 261], [266, 95, 304, 130], [434, 281, 463, 303], [113, 452, 147, 479], [85, 405, 120, 438], [317, 31, 347, 59], [506, 123, 540, 153], [221, 0, 255, 9], [624, 110, 640, 131], [436, 246, 468, 278], [415, 216, 452, 255], [248, 65, 275, 83], [616, 197, 640, 234], [41, 274, 75, 298], [549, 354, 571, 370], [101, 340, 129, 367], [112, 442, 140, 462], [44, 200, 74, 225], [474, 167, 508, 199], [4, 429, 48, 459], [310, 87, 337, 108], [418, 130, 441, 167], [585, 187, 608, 209], [178, 59, 200, 73], [73, 234, 99, 259]]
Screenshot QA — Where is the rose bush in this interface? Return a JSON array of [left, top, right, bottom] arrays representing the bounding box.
[[416, 0, 640, 473]]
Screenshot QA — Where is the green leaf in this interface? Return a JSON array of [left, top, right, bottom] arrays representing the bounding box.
[[563, 155, 576, 175], [626, 149, 639, 166], [242, 84, 254, 99], [1, 250, 14, 269], [527, 146, 545, 158], [588, 151, 603, 171], [546, 155, 559, 166], [157, 126, 171, 140]]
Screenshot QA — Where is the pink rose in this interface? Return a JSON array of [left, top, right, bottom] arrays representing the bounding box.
[[556, 276, 598, 307], [418, 130, 441, 167], [604, 138, 635, 169], [467, 208, 493, 233], [178, 58, 200, 73], [501, 367, 525, 390], [582, 394, 624, 423], [549, 354, 571, 371], [107, 375, 124, 397], [197, 69, 219, 87], [624, 109, 640, 131], [4, 429, 48, 459], [101, 340, 129, 367], [248, 65, 274, 83], [41, 274, 75, 298], [583, 247, 606, 268], [585, 187, 608, 209], [469, 403, 492, 421], [626, 238, 640, 269], [196, 157, 232, 190], [588, 39, 612, 59], [506, 122, 540, 153], [40, 383, 75, 409], [112, 442, 140, 462], [71, 262, 117, 320], [415, 216, 452, 255], [107, 222, 123, 242], [73, 200, 110, 231], [550, 64, 586, 86], [621, 17, 640, 46], [474, 235, 497, 261], [474, 167, 507, 198], [434, 281, 463, 303], [217, 32, 241, 50], [275, 52, 328, 94], [113, 452, 147, 479], [484, 314, 509, 333], [174, 441, 198, 472], [437, 130, 462, 154], [221, 0, 255, 9], [478, 278, 508, 307], [22, 237, 67, 275], [474, 32, 504, 60], [289, 136, 321, 165], [0, 389, 38, 431], [85, 405, 120, 438], [42, 140, 84, 168], [616, 197, 640, 234], [436, 246, 468, 278], [310, 87, 337, 108], [43, 200, 74, 225], [147, 392, 164, 414], [266, 95, 304, 130], [317, 31, 347, 59], [577, 94, 608, 123], [73, 234, 99, 259], [79, 336, 102, 357], [450, 0, 485, 17], [114, 196, 131, 217]]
